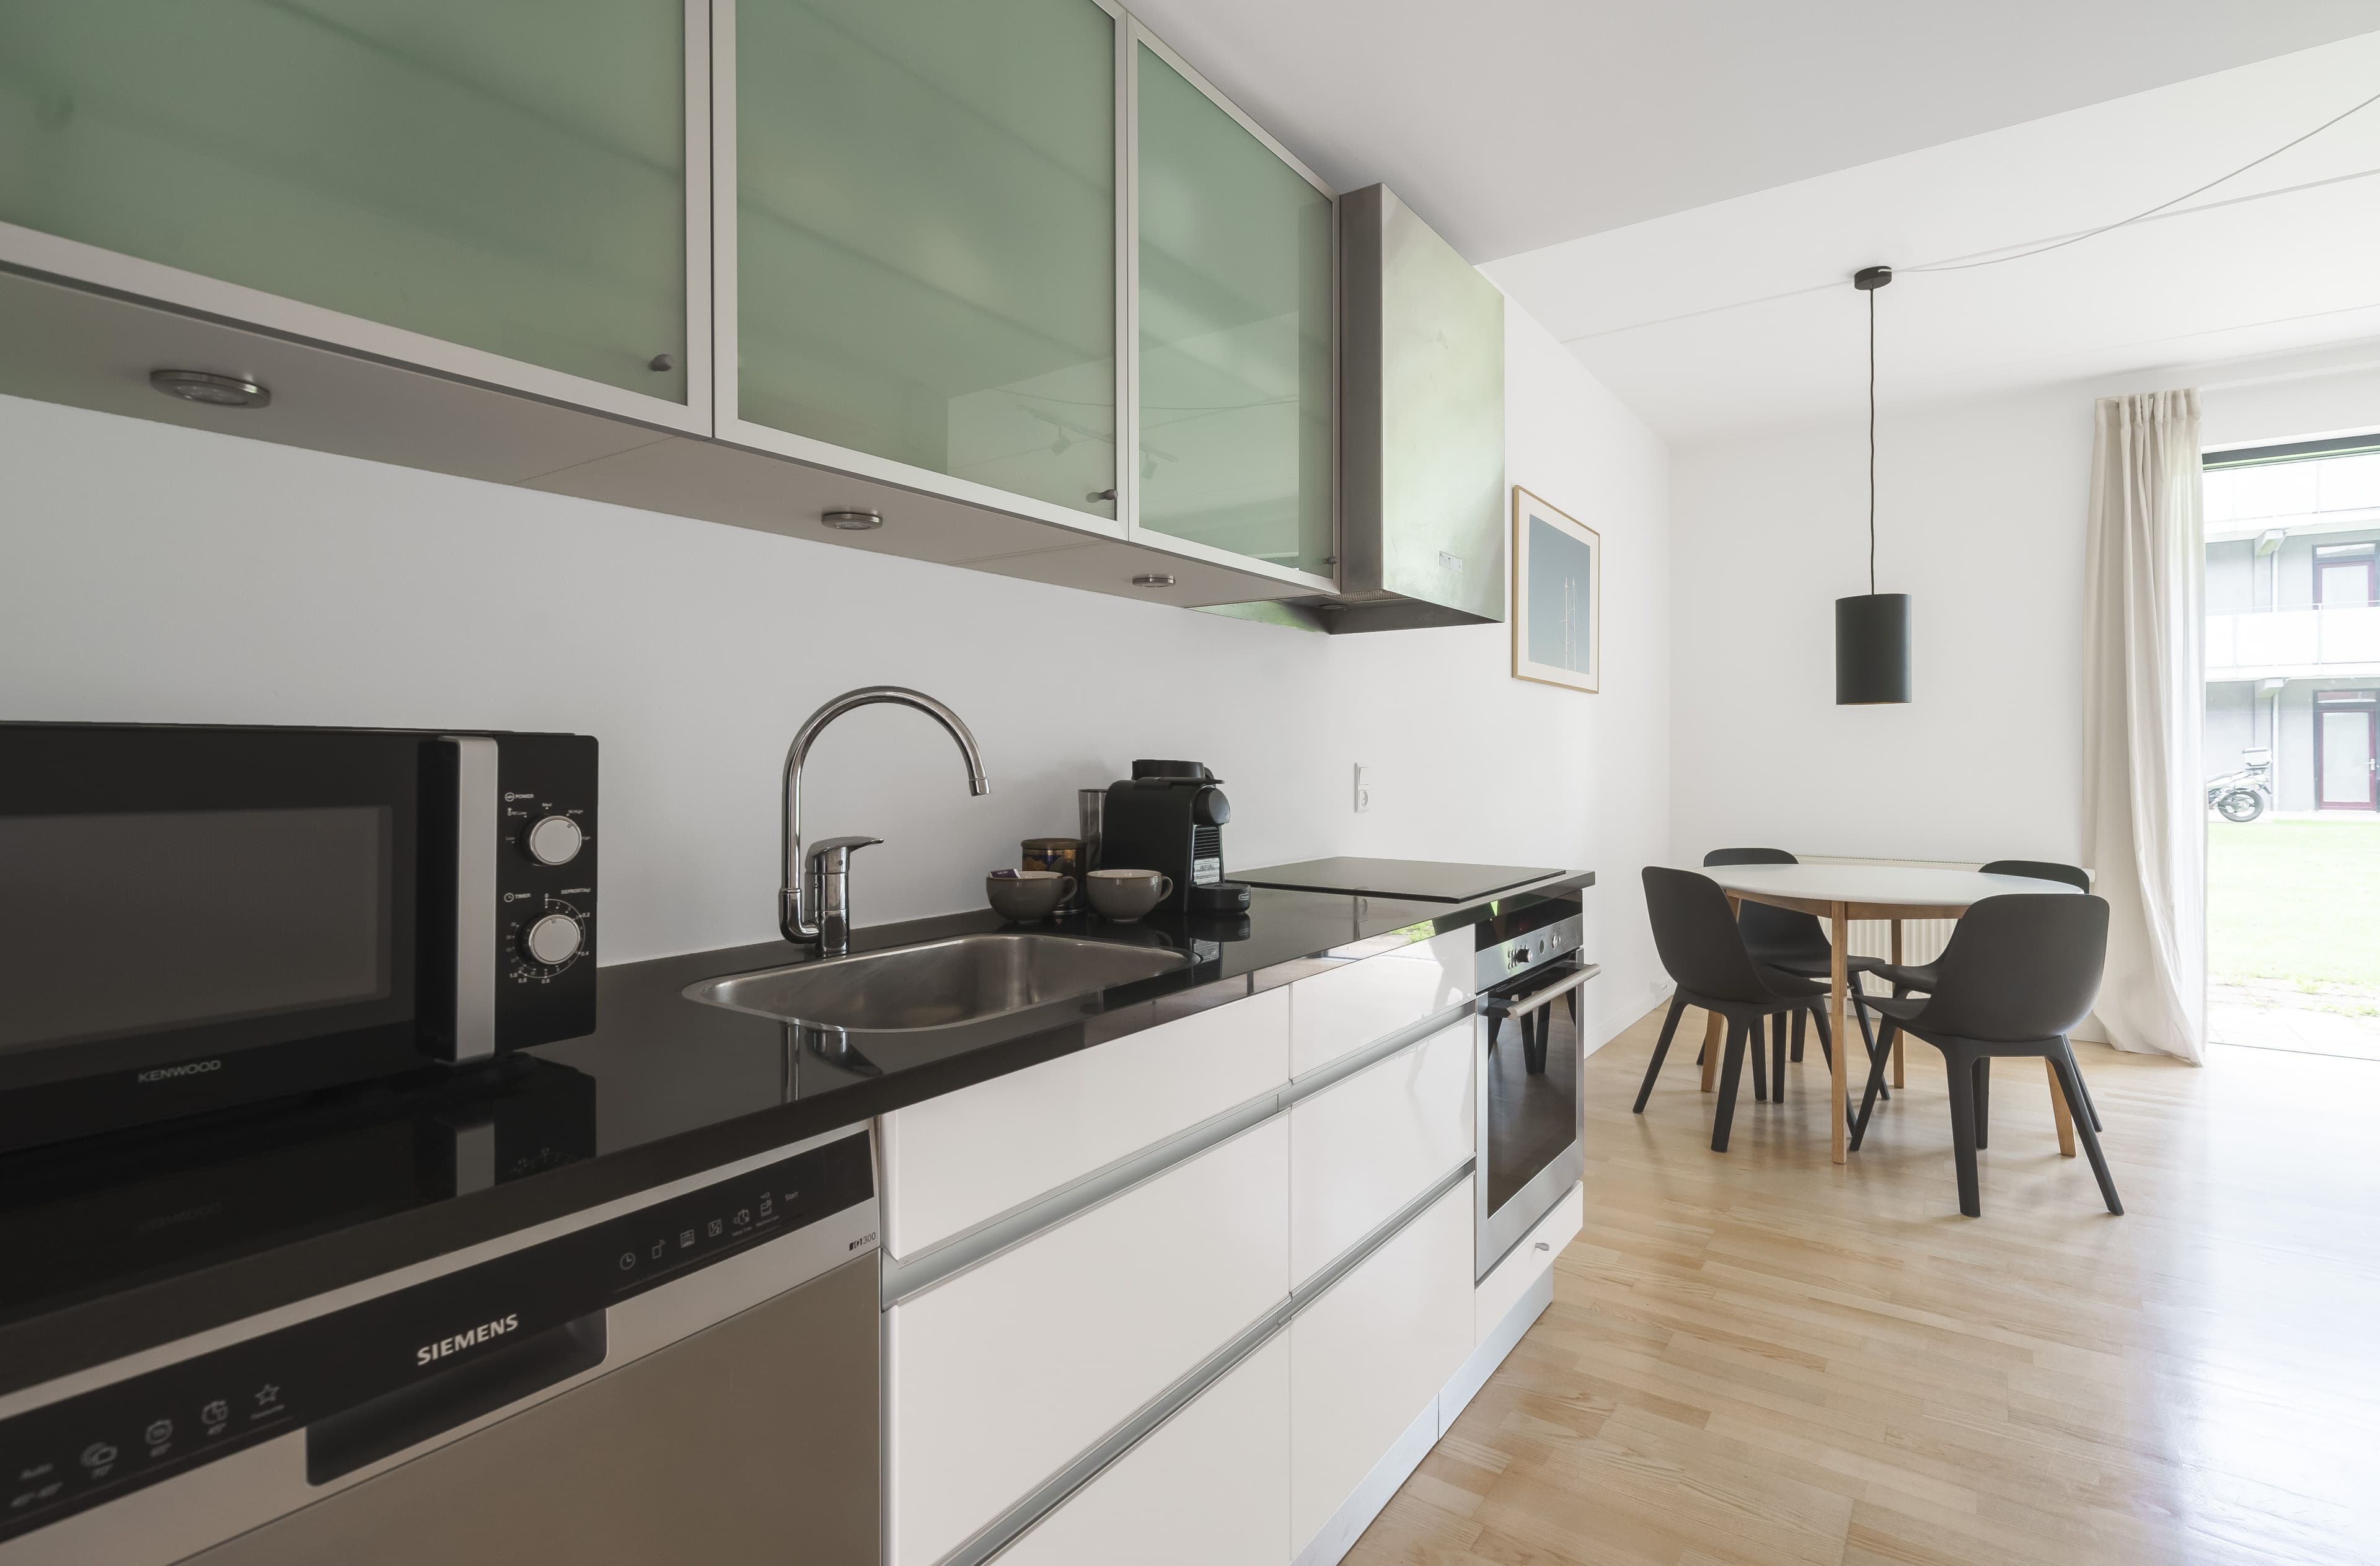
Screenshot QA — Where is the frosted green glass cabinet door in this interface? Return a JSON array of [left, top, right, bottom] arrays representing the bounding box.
[[737, 0, 1118, 520], [1135, 46, 1332, 575], [0, 1, 690, 402]]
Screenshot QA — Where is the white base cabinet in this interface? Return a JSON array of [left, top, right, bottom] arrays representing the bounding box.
[[1288, 928, 1471, 1078], [886, 1119, 1290, 1566], [880, 988, 1289, 1257], [994, 1335, 1291, 1566], [1287, 1020, 1473, 1285], [1288, 1176, 1474, 1552]]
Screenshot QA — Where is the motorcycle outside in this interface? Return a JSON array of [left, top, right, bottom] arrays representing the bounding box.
[[2207, 749, 2275, 822]]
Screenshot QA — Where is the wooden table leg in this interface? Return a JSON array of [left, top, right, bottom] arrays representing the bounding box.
[[1831, 905, 1849, 1164], [2047, 1058, 2076, 1156], [1889, 918, 1905, 1088]]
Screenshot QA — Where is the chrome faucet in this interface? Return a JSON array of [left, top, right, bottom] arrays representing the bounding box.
[[782, 686, 990, 955]]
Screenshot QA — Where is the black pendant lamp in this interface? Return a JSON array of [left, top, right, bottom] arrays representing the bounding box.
[[1836, 264, 1912, 705]]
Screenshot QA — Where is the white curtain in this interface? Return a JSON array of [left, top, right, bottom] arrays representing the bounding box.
[[2082, 389, 2206, 1063]]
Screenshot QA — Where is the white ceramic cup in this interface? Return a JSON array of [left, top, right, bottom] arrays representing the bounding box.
[[1085, 868, 1175, 922]]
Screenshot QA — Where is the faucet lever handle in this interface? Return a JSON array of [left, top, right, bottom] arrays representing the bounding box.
[[807, 835, 883, 873]]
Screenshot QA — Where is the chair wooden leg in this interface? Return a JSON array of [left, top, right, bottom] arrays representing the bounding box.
[[1633, 994, 1688, 1114], [1942, 1045, 1984, 1217], [1791, 1007, 1805, 1062], [1712, 1017, 1750, 1152], [1972, 1056, 1991, 1150], [2046, 1056, 2076, 1156], [1700, 1011, 1721, 1091], [1850, 1018, 1895, 1151], [2051, 1041, 2123, 1215], [1749, 1016, 1769, 1102]]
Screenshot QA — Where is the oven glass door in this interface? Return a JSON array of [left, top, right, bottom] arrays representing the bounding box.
[[1478, 957, 1586, 1273], [0, 726, 429, 1082]]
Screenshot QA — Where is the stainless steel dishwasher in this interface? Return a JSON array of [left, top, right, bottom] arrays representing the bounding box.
[[0, 1124, 879, 1566]]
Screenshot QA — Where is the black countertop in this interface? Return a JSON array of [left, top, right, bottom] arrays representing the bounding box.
[[0, 866, 1591, 1393], [1237, 857, 1560, 903]]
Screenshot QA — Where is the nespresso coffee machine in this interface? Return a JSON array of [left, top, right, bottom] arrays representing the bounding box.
[[1100, 761, 1253, 915]]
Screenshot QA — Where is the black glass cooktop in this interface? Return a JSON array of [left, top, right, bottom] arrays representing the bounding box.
[[1237, 858, 1560, 904]]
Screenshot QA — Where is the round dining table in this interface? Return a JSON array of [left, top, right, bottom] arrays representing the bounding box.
[[1698, 863, 2086, 1163]]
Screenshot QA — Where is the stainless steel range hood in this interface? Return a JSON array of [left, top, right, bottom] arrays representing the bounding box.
[[1325, 184, 1507, 633]]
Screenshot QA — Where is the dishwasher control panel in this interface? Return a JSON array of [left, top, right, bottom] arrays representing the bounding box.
[[1, 1130, 872, 1542]]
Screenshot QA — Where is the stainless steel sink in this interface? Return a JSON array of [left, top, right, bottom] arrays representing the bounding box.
[[685, 932, 1191, 1032]]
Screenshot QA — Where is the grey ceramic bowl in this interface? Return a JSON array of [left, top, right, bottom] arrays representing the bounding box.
[[1085, 868, 1174, 923], [987, 870, 1072, 922]]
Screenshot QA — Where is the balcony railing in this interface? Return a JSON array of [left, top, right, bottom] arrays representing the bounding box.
[[2206, 605, 2380, 677]]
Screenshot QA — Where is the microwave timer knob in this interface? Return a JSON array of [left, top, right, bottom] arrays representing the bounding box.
[[524, 814, 584, 866], [523, 912, 584, 967]]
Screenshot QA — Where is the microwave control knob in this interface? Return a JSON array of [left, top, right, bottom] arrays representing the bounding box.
[[524, 814, 584, 866], [523, 913, 584, 967]]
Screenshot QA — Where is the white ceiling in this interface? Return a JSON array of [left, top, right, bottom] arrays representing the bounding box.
[[1126, 0, 2380, 262], [1480, 32, 2380, 445]]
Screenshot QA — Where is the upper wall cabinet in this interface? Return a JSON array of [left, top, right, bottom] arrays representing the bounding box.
[[727, 0, 1122, 526], [0, 1, 704, 424], [1133, 39, 1334, 581]]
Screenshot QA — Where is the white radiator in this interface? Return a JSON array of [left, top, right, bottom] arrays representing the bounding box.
[[1804, 855, 1967, 992]]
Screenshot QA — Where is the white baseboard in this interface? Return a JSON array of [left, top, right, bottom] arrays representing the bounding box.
[[1292, 1268, 1554, 1566]]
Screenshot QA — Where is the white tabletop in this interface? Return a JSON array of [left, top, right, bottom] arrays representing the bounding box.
[[1701, 863, 2084, 908]]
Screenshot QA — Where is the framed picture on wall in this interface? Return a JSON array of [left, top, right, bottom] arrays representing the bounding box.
[[1511, 485, 1600, 693]]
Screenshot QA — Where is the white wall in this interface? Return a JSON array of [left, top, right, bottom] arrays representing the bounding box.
[[1670, 386, 2093, 864], [0, 306, 1673, 1049], [1667, 340, 2380, 869]]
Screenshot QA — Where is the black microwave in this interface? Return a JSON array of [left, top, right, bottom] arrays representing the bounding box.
[[0, 724, 598, 1153]]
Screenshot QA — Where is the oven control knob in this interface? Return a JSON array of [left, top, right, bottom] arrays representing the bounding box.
[[523, 913, 583, 967], [524, 815, 584, 866]]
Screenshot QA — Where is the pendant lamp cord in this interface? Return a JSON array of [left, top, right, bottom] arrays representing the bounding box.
[[1866, 281, 1877, 597]]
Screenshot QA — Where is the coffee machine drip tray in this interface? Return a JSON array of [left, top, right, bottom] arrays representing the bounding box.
[[1234, 858, 1561, 905]]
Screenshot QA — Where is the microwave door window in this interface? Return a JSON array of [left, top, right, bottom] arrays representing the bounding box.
[[0, 806, 395, 1054]]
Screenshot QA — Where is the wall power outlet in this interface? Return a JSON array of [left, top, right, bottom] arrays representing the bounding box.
[[1352, 763, 1372, 813]]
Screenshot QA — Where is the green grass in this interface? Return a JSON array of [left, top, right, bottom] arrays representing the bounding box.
[[2208, 820, 2380, 987]]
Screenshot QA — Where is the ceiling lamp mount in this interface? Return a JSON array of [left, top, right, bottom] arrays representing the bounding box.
[[1836, 262, 1911, 706]]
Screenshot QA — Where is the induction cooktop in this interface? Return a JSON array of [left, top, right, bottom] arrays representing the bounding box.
[[1235, 858, 1560, 905]]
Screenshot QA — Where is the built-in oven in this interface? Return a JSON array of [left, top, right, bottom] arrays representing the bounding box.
[[1473, 894, 1595, 1279], [0, 724, 599, 1153]]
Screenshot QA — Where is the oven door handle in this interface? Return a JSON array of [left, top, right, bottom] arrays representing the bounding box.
[[1484, 961, 1600, 1019]]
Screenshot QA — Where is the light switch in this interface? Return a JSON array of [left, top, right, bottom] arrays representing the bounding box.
[[1352, 763, 1372, 813]]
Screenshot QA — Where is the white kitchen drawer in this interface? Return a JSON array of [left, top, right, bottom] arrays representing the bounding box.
[[888, 1118, 1290, 1566], [1289, 928, 1471, 1078], [995, 1334, 1290, 1566], [879, 987, 1290, 1257], [1474, 1182, 1580, 1346], [1289, 1176, 1473, 1552], [1288, 1020, 1473, 1285]]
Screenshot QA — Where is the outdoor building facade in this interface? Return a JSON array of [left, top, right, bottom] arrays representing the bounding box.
[[2205, 446, 2380, 812]]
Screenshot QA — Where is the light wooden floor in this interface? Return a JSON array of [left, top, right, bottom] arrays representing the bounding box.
[[1344, 1001, 2380, 1566]]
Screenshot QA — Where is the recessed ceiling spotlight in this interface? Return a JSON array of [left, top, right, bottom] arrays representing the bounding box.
[[821, 509, 883, 532], [1131, 573, 1175, 588], [149, 369, 270, 408]]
